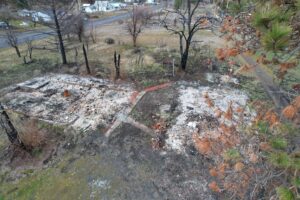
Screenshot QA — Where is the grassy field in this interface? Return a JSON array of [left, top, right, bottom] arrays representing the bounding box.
[[0, 21, 221, 89]]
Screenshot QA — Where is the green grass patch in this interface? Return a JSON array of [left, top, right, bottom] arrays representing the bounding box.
[[128, 63, 167, 81], [223, 149, 241, 162], [0, 58, 58, 89], [269, 152, 291, 168], [270, 137, 287, 149], [276, 186, 294, 200], [256, 121, 269, 134]]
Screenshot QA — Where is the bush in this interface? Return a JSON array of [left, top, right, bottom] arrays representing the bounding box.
[[104, 38, 115, 45]]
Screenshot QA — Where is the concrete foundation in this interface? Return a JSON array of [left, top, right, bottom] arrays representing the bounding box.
[[0, 74, 135, 133]]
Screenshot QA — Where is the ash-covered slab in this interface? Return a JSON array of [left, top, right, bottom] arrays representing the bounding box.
[[0, 74, 135, 131], [17, 79, 50, 91], [165, 81, 256, 154]]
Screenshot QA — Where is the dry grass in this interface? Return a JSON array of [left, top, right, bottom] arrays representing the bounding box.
[[18, 120, 48, 151], [0, 20, 221, 88]]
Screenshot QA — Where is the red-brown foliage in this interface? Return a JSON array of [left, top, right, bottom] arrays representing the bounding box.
[[193, 134, 211, 155], [209, 181, 221, 193], [282, 105, 297, 119], [224, 101, 233, 120]]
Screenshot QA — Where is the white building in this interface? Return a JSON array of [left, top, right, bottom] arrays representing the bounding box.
[[82, 0, 123, 13], [110, 2, 127, 9], [18, 9, 51, 22], [32, 12, 51, 22], [146, 0, 155, 4]]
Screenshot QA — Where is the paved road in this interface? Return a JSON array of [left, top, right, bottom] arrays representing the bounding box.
[[0, 12, 131, 49], [0, 4, 164, 49]]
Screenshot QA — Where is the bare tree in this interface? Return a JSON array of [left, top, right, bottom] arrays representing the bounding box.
[[162, 0, 217, 70], [27, 0, 81, 64], [114, 51, 121, 79], [23, 39, 34, 64], [82, 43, 91, 74], [89, 23, 97, 44], [0, 6, 15, 27], [26, 40, 33, 60], [0, 5, 22, 58], [71, 13, 85, 42], [5, 28, 21, 58], [126, 6, 152, 47]]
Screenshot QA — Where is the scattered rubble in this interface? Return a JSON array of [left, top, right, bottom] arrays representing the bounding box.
[[0, 74, 135, 132], [165, 82, 256, 154]]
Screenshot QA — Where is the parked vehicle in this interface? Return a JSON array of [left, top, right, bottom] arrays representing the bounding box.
[[0, 22, 8, 29]]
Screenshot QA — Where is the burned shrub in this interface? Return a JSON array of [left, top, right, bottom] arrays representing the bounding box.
[[105, 38, 115, 45], [18, 120, 47, 151]]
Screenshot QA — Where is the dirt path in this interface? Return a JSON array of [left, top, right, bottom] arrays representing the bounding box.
[[240, 54, 289, 110]]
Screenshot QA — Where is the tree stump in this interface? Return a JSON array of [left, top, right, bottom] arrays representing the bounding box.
[[0, 103, 19, 144]]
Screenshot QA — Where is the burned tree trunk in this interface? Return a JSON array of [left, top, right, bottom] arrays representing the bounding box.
[[114, 51, 121, 79], [82, 44, 91, 74], [0, 103, 20, 144], [5, 28, 21, 58], [52, 5, 67, 64]]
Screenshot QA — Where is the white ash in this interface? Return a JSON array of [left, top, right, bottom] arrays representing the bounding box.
[[165, 83, 256, 154]]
